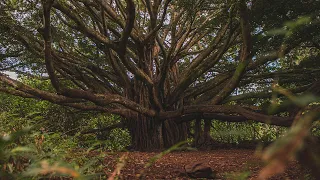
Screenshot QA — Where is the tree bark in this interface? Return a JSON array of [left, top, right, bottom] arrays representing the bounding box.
[[193, 119, 203, 147], [203, 120, 213, 144], [127, 116, 188, 151]]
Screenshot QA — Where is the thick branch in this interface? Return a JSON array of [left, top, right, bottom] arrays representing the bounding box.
[[211, 1, 252, 104], [160, 105, 294, 126], [143, 0, 172, 43], [61, 88, 156, 117], [42, 0, 60, 91], [176, 113, 249, 124], [0, 73, 83, 104], [224, 84, 311, 103], [53, 1, 115, 49], [118, 0, 135, 54]]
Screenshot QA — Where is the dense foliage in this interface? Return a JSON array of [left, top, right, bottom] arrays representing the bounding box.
[[0, 83, 131, 179]]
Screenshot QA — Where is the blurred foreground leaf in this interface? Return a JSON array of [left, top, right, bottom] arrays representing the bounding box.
[[258, 111, 319, 179]]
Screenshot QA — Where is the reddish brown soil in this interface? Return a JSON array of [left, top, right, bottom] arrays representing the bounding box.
[[103, 149, 305, 179]]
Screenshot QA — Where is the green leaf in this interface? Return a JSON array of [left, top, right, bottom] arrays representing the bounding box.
[[284, 16, 311, 29], [292, 94, 320, 107], [266, 28, 287, 36], [11, 146, 36, 153]]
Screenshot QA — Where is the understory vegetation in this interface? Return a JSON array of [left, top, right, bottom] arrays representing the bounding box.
[[1, 85, 319, 179]]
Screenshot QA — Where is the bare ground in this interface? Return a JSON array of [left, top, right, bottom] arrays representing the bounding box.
[[103, 149, 305, 179]]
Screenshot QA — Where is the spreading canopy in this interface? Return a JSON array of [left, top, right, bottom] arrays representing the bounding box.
[[0, 0, 320, 126]]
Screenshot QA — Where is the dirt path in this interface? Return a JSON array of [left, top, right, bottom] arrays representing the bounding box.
[[103, 149, 304, 179]]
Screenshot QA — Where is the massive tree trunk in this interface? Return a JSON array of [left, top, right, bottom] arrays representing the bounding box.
[[125, 72, 188, 150], [163, 120, 188, 147], [127, 115, 188, 151], [127, 116, 162, 150]]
